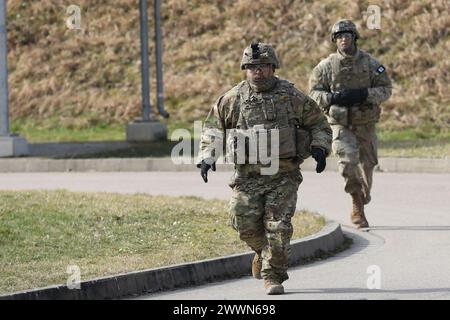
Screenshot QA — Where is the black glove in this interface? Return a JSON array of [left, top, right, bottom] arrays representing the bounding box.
[[331, 88, 368, 107], [330, 91, 351, 106], [196, 160, 216, 183], [311, 147, 326, 173]]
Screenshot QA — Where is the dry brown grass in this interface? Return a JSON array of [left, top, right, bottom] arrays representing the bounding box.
[[6, 0, 449, 132]]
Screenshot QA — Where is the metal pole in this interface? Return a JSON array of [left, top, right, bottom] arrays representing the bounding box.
[[154, 0, 169, 118], [139, 0, 151, 121], [0, 0, 10, 136]]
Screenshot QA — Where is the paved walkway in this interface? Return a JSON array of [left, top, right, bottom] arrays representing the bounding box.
[[0, 171, 449, 299]]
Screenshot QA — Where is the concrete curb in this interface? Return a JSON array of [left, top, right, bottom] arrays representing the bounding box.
[[377, 157, 450, 173], [0, 222, 345, 300], [0, 156, 449, 173]]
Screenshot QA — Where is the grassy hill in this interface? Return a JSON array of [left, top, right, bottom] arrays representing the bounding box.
[[6, 0, 449, 135]]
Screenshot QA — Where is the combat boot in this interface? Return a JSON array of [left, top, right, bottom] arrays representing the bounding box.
[[264, 279, 284, 295], [351, 192, 369, 228], [252, 251, 263, 279]]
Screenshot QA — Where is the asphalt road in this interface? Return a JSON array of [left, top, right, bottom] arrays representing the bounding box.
[[0, 170, 449, 300]]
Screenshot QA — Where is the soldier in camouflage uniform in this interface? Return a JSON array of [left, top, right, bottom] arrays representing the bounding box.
[[309, 20, 392, 228], [197, 42, 332, 295]]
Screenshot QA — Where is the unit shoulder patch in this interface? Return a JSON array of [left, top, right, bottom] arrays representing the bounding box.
[[376, 65, 386, 74]]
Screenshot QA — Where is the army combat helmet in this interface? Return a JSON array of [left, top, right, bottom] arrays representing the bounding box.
[[331, 19, 360, 42], [240, 42, 280, 70]]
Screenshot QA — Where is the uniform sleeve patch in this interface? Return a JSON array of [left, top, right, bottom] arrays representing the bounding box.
[[376, 65, 385, 74]]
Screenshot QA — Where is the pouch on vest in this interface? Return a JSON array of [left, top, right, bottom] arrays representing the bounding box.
[[328, 105, 348, 126], [295, 128, 312, 160], [351, 105, 381, 125], [277, 126, 297, 159], [226, 126, 297, 164], [226, 128, 253, 164]]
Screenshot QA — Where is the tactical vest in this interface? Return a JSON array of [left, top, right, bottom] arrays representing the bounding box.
[[226, 80, 311, 164], [327, 51, 381, 126]]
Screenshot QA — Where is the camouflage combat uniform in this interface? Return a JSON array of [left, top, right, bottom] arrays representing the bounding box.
[[309, 20, 392, 219], [198, 43, 331, 284]]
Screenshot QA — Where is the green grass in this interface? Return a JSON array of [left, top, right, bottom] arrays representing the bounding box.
[[378, 128, 450, 141], [11, 118, 126, 143], [378, 140, 450, 158], [11, 118, 196, 143], [378, 129, 450, 158], [0, 190, 325, 294]]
